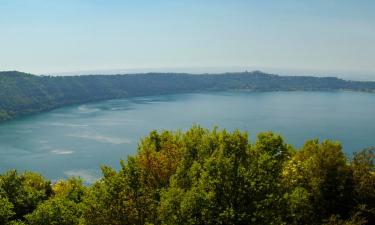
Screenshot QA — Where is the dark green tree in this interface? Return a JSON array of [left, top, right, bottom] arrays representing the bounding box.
[[0, 195, 14, 224], [159, 128, 291, 225], [0, 170, 52, 221], [282, 140, 354, 224]]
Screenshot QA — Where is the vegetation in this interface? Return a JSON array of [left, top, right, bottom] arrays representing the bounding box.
[[1, 71, 375, 122], [0, 126, 373, 225]]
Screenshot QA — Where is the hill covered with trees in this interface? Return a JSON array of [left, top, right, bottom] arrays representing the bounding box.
[[0, 126, 374, 225], [1, 71, 375, 122]]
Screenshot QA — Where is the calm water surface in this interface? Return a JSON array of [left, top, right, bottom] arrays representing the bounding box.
[[0, 91, 374, 182]]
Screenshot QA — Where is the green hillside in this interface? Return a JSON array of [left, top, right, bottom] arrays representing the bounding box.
[[1, 71, 375, 122]]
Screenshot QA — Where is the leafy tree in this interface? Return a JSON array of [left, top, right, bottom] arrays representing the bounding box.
[[7, 220, 27, 225], [0, 170, 52, 221], [137, 130, 183, 191], [351, 147, 375, 203], [0, 195, 14, 224], [24, 177, 86, 225], [0, 126, 373, 225], [159, 128, 291, 225], [82, 129, 185, 225], [323, 213, 367, 225], [350, 147, 375, 224], [82, 159, 155, 225], [25, 197, 82, 225], [283, 186, 313, 225], [52, 177, 86, 203], [282, 140, 354, 224]]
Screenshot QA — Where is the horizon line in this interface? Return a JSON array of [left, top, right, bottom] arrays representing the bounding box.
[[2, 69, 375, 83]]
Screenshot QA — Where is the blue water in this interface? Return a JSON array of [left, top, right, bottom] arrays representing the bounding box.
[[0, 91, 374, 182]]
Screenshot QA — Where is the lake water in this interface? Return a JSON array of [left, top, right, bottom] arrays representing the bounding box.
[[0, 91, 374, 182]]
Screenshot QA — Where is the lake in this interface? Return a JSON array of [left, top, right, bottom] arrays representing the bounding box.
[[0, 91, 374, 182]]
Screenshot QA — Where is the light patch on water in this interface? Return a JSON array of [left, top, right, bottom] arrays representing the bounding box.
[[67, 133, 131, 144], [64, 169, 100, 184], [51, 113, 76, 118], [49, 122, 89, 127], [96, 118, 142, 123], [50, 149, 74, 155], [78, 105, 100, 113], [16, 129, 33, 133], [95, 118, 143, 126]]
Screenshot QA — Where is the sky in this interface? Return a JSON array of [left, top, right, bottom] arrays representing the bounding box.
[[0, 0, 374, 80]]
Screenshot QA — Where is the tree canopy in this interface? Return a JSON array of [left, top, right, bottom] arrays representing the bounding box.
[[0, 126, 374, 225]]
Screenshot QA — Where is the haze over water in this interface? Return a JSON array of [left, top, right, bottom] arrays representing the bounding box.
[[0, 91, 374, 182]]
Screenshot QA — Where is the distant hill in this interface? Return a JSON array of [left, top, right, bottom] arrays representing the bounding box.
[[1, 70, 375, 122]]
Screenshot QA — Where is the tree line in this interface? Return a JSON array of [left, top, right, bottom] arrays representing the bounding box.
[[1, 71, 375, 122], [1, 126, 374, 225]]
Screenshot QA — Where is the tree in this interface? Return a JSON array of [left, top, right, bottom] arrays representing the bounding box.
[[82, 159, 155, 225], [52, 177, 86, 203], [0, 170, 52, 221], [159, 128, 291, 225], [350, 147, 375, 224], [24, 177, 86, 225], [0, 126, 373, 225], [282, 140, 353, 224], [0, 195, 14, 224], [25, 197, 82, 225]]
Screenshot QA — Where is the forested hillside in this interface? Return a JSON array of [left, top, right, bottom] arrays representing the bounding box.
[[0, 126, 374, 225], [1, 71, 375, 122]]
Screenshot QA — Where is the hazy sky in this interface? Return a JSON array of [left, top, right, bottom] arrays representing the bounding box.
[[1, 0, 374, 79]]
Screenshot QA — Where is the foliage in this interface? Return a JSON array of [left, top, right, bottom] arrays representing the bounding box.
[[25, 198, 82, 225], [282, 140, 354, 223], [0, 126, 374, 225], [0, 170, 52, 221], [26, 177, 88, 224], [0, 196, 14, 224], [350, 147, 375, 224]]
